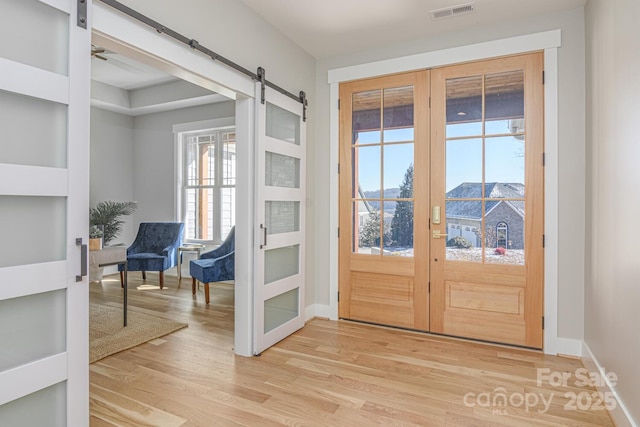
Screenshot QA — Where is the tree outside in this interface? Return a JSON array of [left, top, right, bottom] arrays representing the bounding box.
[[390, 164, 414, 247]]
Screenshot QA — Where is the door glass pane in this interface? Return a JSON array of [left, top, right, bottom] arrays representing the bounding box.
[[264, 245, 299, 284], [485, 137, 525, 190], [485, 201, 525, 265], [264, 288, 299, 333], [353, 145, 380, 196], [353, 90, 381, 144], [354, 204, 381, 254], [0, 196, 66, 268], [446, 76, 482, 137], [485, 70, 524, 134], [446, 139, 482, 194], [0, 290, 66, 371], [265, 152, 300, 188], [445, 201, 482, 262], [385, 201, 413, 257], [0, 0, 68, 75], [266, 102, 300, 145], [383, 86, 414, 142], [0, 382, 66, 427], [383, 144, 413, 193], [0, 90, 67, 168], [265, 201, 299, 234]]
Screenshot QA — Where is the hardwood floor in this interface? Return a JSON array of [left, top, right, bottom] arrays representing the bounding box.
[[90, 274, 614, 426]]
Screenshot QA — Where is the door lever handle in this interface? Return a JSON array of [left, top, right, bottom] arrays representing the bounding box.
[[432, 230, 448, 239], [76, 238, 87, 282]]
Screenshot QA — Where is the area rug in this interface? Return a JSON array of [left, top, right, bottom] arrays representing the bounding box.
[[89, 303, 187, 363]]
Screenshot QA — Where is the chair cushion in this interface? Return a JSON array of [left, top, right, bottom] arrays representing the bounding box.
[[190, 256, 234, 284]]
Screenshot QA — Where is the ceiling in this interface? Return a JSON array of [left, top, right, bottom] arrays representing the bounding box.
[[240, 0, 586, 58], [91, 49, 177, 91]]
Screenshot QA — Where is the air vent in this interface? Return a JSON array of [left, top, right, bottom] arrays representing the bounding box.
[[430, 2, 476, 20]]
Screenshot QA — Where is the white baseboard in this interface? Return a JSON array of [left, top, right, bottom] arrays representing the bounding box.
[[305, 304, 332, 321], [551, 337, 583, 357], [582, 342, 637, 427]]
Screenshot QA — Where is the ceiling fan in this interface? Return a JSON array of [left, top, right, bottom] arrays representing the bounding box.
[[91, 45, 107, 61]]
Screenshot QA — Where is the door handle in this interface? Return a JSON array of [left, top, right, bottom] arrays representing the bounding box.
[[76, 238, 87, 282], [432, 230, 448, 239], [260, 224, 268, 249]]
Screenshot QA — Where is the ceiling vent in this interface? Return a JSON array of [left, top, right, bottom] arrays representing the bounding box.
[[430, 2, 476, 20]]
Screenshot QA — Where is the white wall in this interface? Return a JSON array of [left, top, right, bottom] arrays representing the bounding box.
[[119, 0, 317, 306], [131, 102, 235, 229], [89, 107, 136, 246], [314, 8, 587, 341], [585, 0, 640, 423]]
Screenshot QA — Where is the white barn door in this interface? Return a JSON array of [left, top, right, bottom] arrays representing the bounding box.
[[0, 0, 91, 425], [254, 84, 306, 354]]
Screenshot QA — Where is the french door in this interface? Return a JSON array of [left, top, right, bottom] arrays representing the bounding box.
[[254, 85, 306, 354], [0, 0, 91, 425], [339, 53, 544, 348]]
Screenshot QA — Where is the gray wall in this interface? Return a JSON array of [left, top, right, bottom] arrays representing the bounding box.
[[585, 0, 640, 421], [89, 107, 135, 246], [314, 8, 587, 341], [131, 102, 235, 229]]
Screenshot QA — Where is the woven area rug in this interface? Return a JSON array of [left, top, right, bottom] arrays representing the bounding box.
[[89, 304, 187, 363]]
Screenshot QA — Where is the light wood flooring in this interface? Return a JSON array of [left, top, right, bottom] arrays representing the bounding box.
[[90, 274, 614, 426]]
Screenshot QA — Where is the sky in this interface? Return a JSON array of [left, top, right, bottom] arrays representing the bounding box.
[[356, 119, 525, 194]]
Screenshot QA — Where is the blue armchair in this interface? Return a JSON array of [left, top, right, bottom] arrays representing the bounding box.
[[118, 222, 184, 289], [190, 227, 235, 304]]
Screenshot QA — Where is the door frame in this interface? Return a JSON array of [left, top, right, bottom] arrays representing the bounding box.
[[92, 2, 257, 356], [328, 30, 571, 356]]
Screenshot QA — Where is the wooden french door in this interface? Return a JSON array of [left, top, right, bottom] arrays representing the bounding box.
[[339, 71, 430, 330], [339, 53, 544, 348]]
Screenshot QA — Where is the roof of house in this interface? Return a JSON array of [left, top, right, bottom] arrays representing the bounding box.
[[446, 182, 525, 220]]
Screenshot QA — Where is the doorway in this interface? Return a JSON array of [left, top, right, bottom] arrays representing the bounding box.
[[339, 53, 544, 349]]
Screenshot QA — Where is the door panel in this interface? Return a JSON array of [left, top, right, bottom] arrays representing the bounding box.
[[339, 71, 429, 331], [430, 53, 544, 348], [254, 87, 306, 354], [0, 0, 90, 423]]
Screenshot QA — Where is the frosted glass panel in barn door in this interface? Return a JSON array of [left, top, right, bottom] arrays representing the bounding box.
[[254, 85, 305, 354], [0, 0, 91, 425]]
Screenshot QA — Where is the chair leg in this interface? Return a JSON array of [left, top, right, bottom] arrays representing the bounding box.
[[142, 271, 146, 280], [159, 271, 164, 289], [119, 271, 124, 287], [205, 283, 210, 304], [192, 277, 196, 295]]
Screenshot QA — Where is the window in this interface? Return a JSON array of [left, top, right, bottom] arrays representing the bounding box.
[[179, 125, 236, 243], [496, 222, 508, 248]]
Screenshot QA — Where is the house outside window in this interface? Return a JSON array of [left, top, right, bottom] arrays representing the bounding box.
[[177, 123, 236, 244]]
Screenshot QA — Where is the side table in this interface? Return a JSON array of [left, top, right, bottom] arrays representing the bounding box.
[[89, 246, 128, 326], [178, 244, 207, 279]]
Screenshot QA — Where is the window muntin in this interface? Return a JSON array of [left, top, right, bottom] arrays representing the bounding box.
[[181, 127, 235, 243]]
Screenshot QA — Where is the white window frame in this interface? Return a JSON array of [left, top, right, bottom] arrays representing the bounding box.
[[174, 117, 235, 244]]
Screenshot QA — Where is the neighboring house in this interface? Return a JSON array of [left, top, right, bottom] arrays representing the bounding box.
[[446, 182, 525, 249]]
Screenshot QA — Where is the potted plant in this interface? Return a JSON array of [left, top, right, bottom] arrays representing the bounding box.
[[89, 225, 104, 251], [89, 201, 138, 245]]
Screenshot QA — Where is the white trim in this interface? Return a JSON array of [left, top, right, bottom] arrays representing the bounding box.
[[0, 353, 67, 406], [92, 2, 253, 100], [0, 164, 68, 197], [0, 58, 69, 104], [305, 303, 332, 321], [235, 96, 255, 357], [328, 30, 561, 83], [172, 117, 235, 134], [543, 47, 562, 356], [583, 343, 638, 427], [328, 32, 568, 355], [0, 262, 67, 300]]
